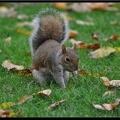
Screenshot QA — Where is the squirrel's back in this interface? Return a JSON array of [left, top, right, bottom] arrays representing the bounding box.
[[29, 8, 69, 55]]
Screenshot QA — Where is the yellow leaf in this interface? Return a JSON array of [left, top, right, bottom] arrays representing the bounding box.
[[88, 46, 115, 58], [18, 95, 33, 104], [0, 102, 16, 109]]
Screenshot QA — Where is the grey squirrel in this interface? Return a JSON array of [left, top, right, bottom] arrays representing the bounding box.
[[29, 8, 79, 88]]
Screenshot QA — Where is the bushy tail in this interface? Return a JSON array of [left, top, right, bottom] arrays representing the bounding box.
[[29, 8, 69, 55]]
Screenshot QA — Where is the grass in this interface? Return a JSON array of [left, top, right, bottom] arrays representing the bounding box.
[[0, 2, 120, 117]]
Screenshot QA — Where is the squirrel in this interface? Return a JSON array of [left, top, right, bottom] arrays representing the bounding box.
[[29, 8, 79, 88]]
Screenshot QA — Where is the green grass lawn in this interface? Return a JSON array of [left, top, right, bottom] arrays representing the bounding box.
[[0, 3, 120, 117]]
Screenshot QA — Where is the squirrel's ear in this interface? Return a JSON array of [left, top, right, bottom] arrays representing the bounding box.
[[62, 45, 66, 54], [72, 43, 76, 51]]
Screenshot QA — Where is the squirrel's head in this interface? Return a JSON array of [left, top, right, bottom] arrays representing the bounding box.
[[61, 44, 79, 72]]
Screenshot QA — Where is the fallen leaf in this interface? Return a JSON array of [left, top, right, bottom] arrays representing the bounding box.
[[100, 76, 111, 86], [77, 42, 88, 49], [110, 80, 120, 87], [48, 99, 66, 109], [16, 29, 31, 35], [2, 60, 24, 71], [0, 109, 13, 117], [0, 109, 22, 117], [69, 30, 78, 38], [93, 104, 105, 110], [93, 98, 120, 111], [17, 21, 33, 27], [18, 95, 33, 104], [114, 99, 120, 106], [87, 43, 100, 50], [77, 69, 88, 74], [0, 102, 16, 109], [88, 46, 115, 58], [17, 14, 29, 20], [102, 103, 116, 111], [52, 2, 68, 10], [37, 89, 51, 96], [18, 68, 32, 77], [100, 76, 120, 87], [76, 20, 94, 26], [103, 91, 114, 97], [92, 33, 98, 41], [5, 37, 11, 44], [69, 39, 83, 46], [0, 6, 16, 18], [106, 35, 119, 41]]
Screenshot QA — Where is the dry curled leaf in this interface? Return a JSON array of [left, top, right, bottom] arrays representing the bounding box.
[[0, 109, 22, 117], [76, 20, 94, 26], [87, 43, 100, 50], [93, 104, 105, 110], [5, 37, 11, 44], [18, 95, 33, 104], [48, 99, 66, 109], [103, 91, 114, 97], [37, 89, 51, 96], [18, 68, 32, 77], [93, 98, 120, 111], [102, 103, 116, 111], [52, 2, 68, 10], [2, 60, 24, 71], [100, 76, 120, 87], [77, 69, 87, 74], [69, 30, 78, 38], [92, 33, 98, 41], [17, 21, 33, 27]]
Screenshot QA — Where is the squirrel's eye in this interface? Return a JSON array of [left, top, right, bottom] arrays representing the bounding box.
[[65, 57, 70, 63]]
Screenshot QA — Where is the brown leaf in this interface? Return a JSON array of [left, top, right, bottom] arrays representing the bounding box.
[[0, 109, 22, 117], [108, 35, 119, 41], [2, 60, 24, 71], [18, 68, 32, 77], [92, 33, 98, 41], [77, 42, 88, 49], [18, 95, 33, 104], [0, 109, 13, 117], [53, 3, 68, 10], [48, 99, 66, 109], [87, 43, 100, 50], [69, 30, 78, 38], [77, 69, 87, 74]]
